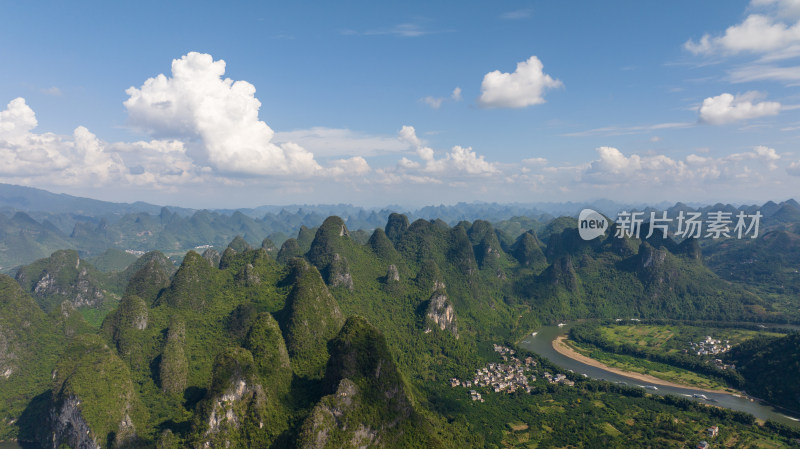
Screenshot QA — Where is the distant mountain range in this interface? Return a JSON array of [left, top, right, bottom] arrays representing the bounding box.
[[1, 182, 798, 274]]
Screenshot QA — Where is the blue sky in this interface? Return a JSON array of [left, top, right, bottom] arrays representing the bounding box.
[[2, 0, 800, 208]]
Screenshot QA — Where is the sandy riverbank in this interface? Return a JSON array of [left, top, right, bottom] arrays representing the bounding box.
[[551, 335, 737, 395]]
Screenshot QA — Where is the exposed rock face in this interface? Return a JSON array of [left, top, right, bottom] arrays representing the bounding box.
[[46, 335, 145, 449], [386, 264, 400, 282], [425, 291, 458, 338], [307, 217, 356, 290], [298, 379, 375, 449], [637, 242, 674, 285], [0, 325, 15, 379], [192, 347, 276, 449], [235, 263, 261, 287], [46, 395, 100, 449], [199, 378, 265, 446], [640, 244, 667, 269], [202, 249, 222, 269], [15, 250, 106, 312], [327, 253, 354, 290], [298, 317, 420, 449]]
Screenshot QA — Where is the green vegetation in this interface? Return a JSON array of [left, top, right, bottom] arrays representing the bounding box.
[[51, 334, 148, 448], [159, 317, 188, 395], [88, 248, 140, 273], [282, 258, 345, 379], [565, 338, 730, 390], [568, 321, 800, 412], [14, 249, 119, 315], [728, 332, 800, 412], [2, 212, 800, 447]]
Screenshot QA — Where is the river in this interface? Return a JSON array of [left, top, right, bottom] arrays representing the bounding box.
[[518, 323, 800, 428]]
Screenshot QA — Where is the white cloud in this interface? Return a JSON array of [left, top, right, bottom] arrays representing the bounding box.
[[698, 92, 781, 124], [0, 97, 37, 137], [579, 145, 792, 188], [124, 52, 321, 176], [0, 98, 127, 184], [729, 64, 800, 83], [563, 122, 693, 137], [326, 156, 371, 177], [273, 127, 407, 157], [398, 125, 422, 147], [40, 86, 62, 97], [420, 87, 462, 109], [787, 160, 800, 175], [478, 56, 562, 108], [345, 23, 448, 38], [522, 157, 547, 165], [425, 145, 498, 174], [750, 0, 800, 19], [421, 96, 443, 109], [686, 1, 800, 62], [381, 126, 498, 183], [685, 14, 800, 56], [726, 145, 781, 169]]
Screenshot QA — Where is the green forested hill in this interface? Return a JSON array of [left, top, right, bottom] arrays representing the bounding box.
[[0, 214, 798, 448], [727, 332, 800, 412]]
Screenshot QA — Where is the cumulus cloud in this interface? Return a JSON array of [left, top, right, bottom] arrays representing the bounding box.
[[0, 98, 127, 184], [478, 56, 562, 108], [726, 145, 781, 169], [686, 1, 800, 61], [398, 125, 422, 147], [384, 126, 498, 182], [451, 87, 462, 101], [584, 146, 687, 184], [685, 15, 800, 56], [698, 92, 781, 124], [124, 52, 321, 176], [326, 156, 371, 177], [580, 145, 791, 187]]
